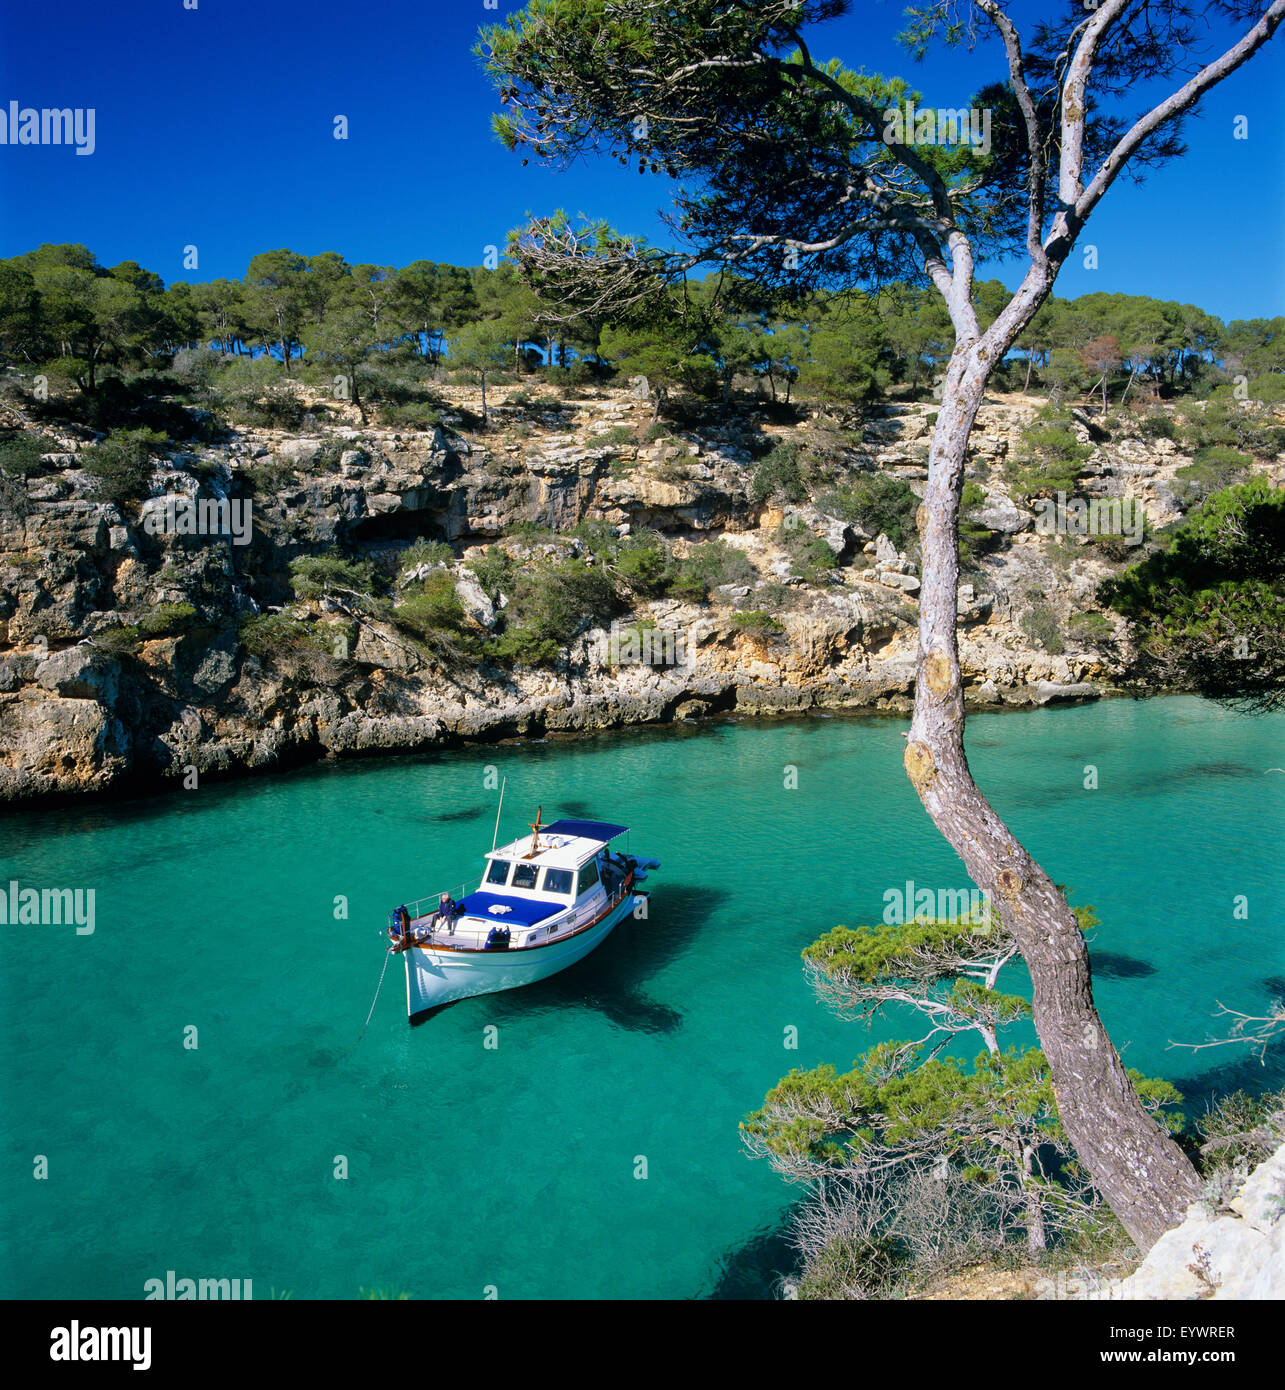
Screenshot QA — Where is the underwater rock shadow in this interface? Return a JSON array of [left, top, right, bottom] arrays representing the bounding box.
[[1089, 950, 1157, 980], [1168, 1033, 1285, 1115], [483, 883, 730, 1035], [425, 804, 488, 823], [704, 1206, 802, 1300]]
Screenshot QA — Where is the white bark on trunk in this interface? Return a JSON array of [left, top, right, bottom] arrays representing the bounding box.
[[903, 291, 1202, 1249]]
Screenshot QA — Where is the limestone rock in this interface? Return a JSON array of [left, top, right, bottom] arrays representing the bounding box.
[[455, 573, 497, 630], [1091, 1143, 1285, 1301]]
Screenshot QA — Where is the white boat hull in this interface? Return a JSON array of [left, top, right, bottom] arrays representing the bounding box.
[[403, 891, 643, 1023]]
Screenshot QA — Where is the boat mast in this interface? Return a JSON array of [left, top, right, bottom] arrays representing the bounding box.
[[525, 806, 543, 858], [491, 776, 507, 852]]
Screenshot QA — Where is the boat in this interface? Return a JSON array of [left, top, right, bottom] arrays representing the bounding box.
[[385, 810, 659, 1025]]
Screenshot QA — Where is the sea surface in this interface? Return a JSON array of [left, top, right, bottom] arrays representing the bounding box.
[[2, 695, 1283, 1299]]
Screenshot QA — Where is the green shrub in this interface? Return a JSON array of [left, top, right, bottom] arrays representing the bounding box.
[[821, 473, 920, 551], [750, 441, 808, 505], [1007, 420, 1093, 501], [1020, 604, 1065, 654], [757, 581, 790, 610], [796, 1234, 905, 1301], [506, 520, 559, 544], [1246, 374, 1285, 407], [377, 402, 442, 431], [569, 518, 618, 555], [1138, 411, 1177, 440], [1068, 611, 1112, 643], [393, 571, 473, 649], [483, 626, 560, 667], [239, 612, 331, 659], [614, 538, 671, 597], [1178, 397, 1285, 458], [667, 539, 756, 602], [217, 380, 308, 430], [82, 427, 170, 508], [137, 602, 198, 638], [0, 430, 56, 479], [242, 460, 295, 497], [594, 425, 635, 447], [288, 554, 376, 600], [957, 479, 996, 568], [1174, 446, 1251, 506], [730, 609, 785, 639], [399, 538, 454, 570], [568, 358, 604, 385], [1195, 1087, 1285, 1173], [466, 545, 515, 601], [92, 625, 142, 655], [650, 457, 691, 483], [1101, 477, 1285, 704], [494, 556, 620, 664], [777, 523, 836, 584]]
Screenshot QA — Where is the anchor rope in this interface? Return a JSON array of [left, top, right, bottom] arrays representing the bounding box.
[[346, 945, 394, 1055]]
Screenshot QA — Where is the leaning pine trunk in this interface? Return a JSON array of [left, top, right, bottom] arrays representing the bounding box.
[[905, 342, 1202, 1252], [1020, 1145, 1047, 1254]]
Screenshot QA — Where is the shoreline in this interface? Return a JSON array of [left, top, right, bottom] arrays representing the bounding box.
[[0, 678, 1129, 815]]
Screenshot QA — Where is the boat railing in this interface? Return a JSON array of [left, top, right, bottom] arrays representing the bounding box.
[[396, 884, 474, 926]]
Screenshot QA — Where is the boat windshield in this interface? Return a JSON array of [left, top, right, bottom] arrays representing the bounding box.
[[485, 860, 509, 886], [511, 862, 539, 890], [542, 867, 574, 895]]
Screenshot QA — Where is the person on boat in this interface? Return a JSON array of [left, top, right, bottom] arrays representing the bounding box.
[[437, 892, 456, 931]]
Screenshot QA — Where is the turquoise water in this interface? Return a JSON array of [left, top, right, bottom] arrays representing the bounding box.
[[2, 696, 1283, 1300]]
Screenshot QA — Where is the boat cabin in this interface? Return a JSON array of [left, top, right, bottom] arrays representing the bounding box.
[[399, 819, 633, 951]]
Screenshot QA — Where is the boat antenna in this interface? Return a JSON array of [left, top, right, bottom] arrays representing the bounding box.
[[491, 776, 507, 853]]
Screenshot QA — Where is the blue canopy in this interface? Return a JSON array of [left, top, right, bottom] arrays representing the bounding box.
[[457, 891, 565, 928], [543, 819, 628, 843]]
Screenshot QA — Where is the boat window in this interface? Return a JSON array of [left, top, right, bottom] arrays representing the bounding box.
[[542, 867, 574, 896], [485, 860, 510, 886], [511, 862, 539, 890], [576, 859, 600, 896]]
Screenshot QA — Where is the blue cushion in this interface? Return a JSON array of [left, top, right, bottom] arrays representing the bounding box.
[[457, 891, 566, 929]]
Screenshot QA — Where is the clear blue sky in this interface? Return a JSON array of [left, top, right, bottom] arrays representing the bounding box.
[[1, 0, 1281, 321]]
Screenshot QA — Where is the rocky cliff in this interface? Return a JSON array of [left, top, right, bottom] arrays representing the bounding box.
[[1, 379, 1278, 802], [1089, 1142, 1285, 1300]]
